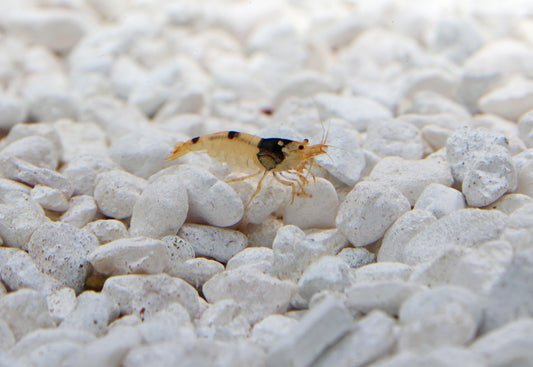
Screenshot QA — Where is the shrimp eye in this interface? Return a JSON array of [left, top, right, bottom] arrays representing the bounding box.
[[298, 145, 304, 150]]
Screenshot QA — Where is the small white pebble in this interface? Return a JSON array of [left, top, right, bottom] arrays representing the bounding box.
[[297, 256, 352, 301], [31, 184, 69, 212], [364, 119, 424, 159], [337, 248, 376, 268], [197, 299, 251, 340], [83, 219, 128, 244], [59, 195, 97, 228], [61, 153, 121, 196], [414, 183, 466, 219], [518, 110, 533, 148], [226, 247, 274, 272], [46, 287, 77, 324], [0, 135, 59, 170], [167, 257, 224, 288]]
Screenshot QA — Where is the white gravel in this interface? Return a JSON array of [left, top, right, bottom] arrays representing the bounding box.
[[1, 0, 533, 366]]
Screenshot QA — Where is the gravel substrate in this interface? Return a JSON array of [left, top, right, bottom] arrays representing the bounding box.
[[1, 1, 533, 366]]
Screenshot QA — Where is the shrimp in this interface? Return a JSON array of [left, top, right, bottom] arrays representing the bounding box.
[[166, 130, 328, 205]]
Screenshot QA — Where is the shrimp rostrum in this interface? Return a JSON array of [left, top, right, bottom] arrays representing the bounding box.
[[166, 131, 328, 205]]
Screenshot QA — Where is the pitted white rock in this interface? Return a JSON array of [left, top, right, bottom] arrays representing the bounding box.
[[93, 170, 147, 219], [337, 247, 376, 268], [178, 223, 248, 263], [336, 181, 411, 247], [88, 237, 171, 276]]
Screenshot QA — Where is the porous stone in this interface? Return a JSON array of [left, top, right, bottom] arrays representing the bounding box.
[[88, 237, 171, 276], [93, 170, 147, 219], [102, 273, 199, 319], [0, 289, 55, 340], [297, 256, 352, 301], [162, 235, 195, 266], [368, 155, 453, 205], [446, 127, 517, 206], [283, 177, 338, 229], [337, 248, 376, 268], [59, 195, 98, 228], [178, 224, 248, 263], [129, 174, 188, 238], [203, 267, 296, 324], [83, 219, 128, 244], [27, 222, 99, 292], [378, 209, 437, 263], [414, 183, 466, 219], [266, 298, 352, 367], [336, 181, 411, 247], [403, 209, 507, 265]]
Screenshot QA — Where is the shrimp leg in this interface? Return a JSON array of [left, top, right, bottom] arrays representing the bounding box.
[[245, 170, 270, 208], [226, 170, 263, 183]]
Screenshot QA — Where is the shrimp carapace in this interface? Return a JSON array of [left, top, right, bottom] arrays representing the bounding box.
[[167, 131, 329, 205]]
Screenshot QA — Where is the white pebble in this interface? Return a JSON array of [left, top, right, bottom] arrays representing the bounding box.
[[178, 223, 248, 263], [0, 289, 55, 340], [135, 303, 194, 343], [61, 153, 121, 196], [251, 314, 298, 352], [346, 280, 424, 316], [93, 170, 147, 219], [53, 120, 108, 163], [167, 257, 224, 288], [518, 110, 533, 148], [4, 122, 62, 154], [400, 68, 460, 101], [478, 77, 533, 122], [0, 319, 15, 350], [83, 219, 128, 244], [314, 93, 393, 132], [31, 184, 69, 212], [336, 181, 411, 247], [500, 202, 533, 252], [0, 94, 27, 131], [102, 273, 199, 319], [60, 291, 119, 336], [298, 256, 352, 301], [283, 177, 338, 229], [243, 216, 283, 248], [0, 247, 61, 294], [368, 155, 453, 205], [482, 247, 533, 333], [129, 174, 188, 238], [470, 318, 533, 367], [313, 310, 396, 367], [197, 299, 251, 340], [354, 262, 413, 282], [516, 160, 533, 197], [1, 156, 74, 198], [28, 222, 99, 292], [226, 247, 274, 272], [59, 195, 97, 228], [337, 248, 376, 268], [414, 183, 466, 218], [0, 135, 59, 170], [401, 91, 470, 119], [266, 298, 352, 367], [153, 165, 243, 227], [446, 127, 517, 207], [487, 193, 532, 214], [364, 119, 424, 159], [203, 267, 296, 324], [162, 235, 195, 264], [378, 209, 437, 263], [46, 287, 77, 324], [88, 237, 170, 276], [403, 209, 507, 265]]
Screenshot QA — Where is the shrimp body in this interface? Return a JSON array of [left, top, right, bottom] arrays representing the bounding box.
[[167, 130, 328, 204]]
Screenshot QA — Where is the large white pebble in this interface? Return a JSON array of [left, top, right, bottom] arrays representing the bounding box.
[[31, 184, 69, 212], [203, 267, 296, 324], [414, 183, 466, 219], [28, 222, 99, 292], [60, 291, 119, 336], [178, 223, 247, 263], [298, 256, 352, 301], [89, 237, 170, 276], [470, 318, 533, 367], [378, 209, 437, 263], [61, 154, 120, 196], [346, 280, 424, 316], [0, 247, 61, 294], [478, 77, 533, 122], [266, 298, 352, 367], [167, 257, 224, 288], [364, 119, 424, 159], [336, 181, 411, 247], [129, 175, 188, 238], [482, 248, 533, 333], [403, 209, 507, 265], [313, 310, 396, 367], [0, 289, 55, 340], [314, 93, 393, 132], [59, 195, 98, 228], [518, 110, 533, 148], [0, 135, 58, 170], [102, 273, 199, 318], [368, 155, 453, 205], [283, 177, 338, 229], [153, 165, 243, 227], [83, 219, 128, 244], [94, 170, 147, 219]]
